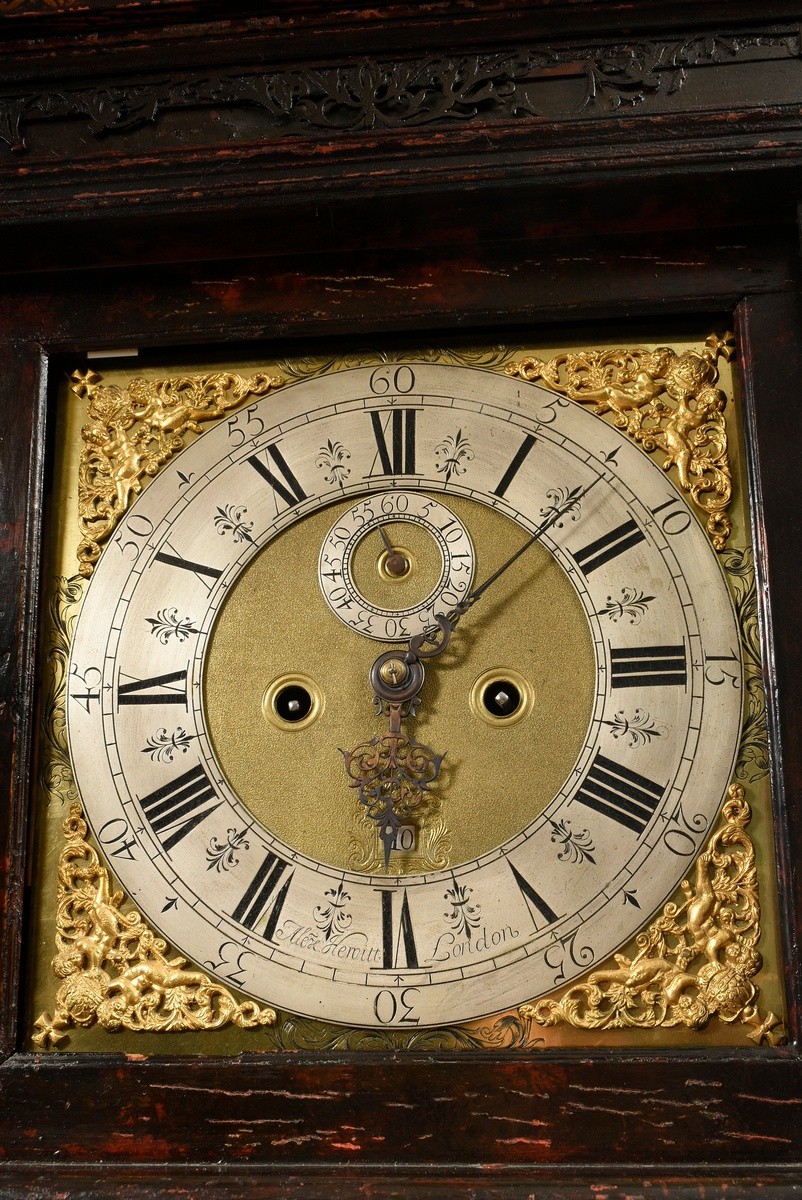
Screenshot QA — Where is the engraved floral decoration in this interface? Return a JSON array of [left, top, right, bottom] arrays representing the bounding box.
[[602, 709, 661, 747], [33, 807, 275, 1048], [434, 428, 474, 483], [316, 438, 352, 488], [523, 785, 786, 1045], [722, 546, 769, 784], [349, 811, 451, 874], [444, 880, 481, 941], [142, 726, 195, 763], [539, 486, 582, 527], [597, 587, 655, 624], [507, 332, 735, 549], [39, 577, 84, 812], [146, 608, 199, 644], [547, 818, 596, 865], [213, 504, 255, 543], [3, 37, 798, 154], [314, 882, 353, 942], [72, 368, 282, 576], [205, 828, 250, 874]]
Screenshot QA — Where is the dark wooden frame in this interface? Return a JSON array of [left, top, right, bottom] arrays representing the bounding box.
[[0, 3, 801, 1195]]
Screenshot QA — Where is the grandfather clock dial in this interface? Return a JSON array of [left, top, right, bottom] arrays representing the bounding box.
[[67, 363, 742, 1028]]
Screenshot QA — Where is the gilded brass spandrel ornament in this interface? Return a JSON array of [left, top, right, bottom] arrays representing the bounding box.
[[33, 805, 276, 1049], [521, 784, 787, 1045], [29, 338, 783, 1049], [506, 332, 735, 549], [72, 367, 283, 576]]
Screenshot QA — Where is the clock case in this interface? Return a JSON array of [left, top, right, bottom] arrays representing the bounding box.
[[1, 2, 801, 1196]]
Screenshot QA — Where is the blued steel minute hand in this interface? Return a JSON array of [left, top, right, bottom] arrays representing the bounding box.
[[406, 473, 603, 664]]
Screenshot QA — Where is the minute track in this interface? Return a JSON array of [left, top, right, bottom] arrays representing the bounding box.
[[67, 361, 743, 1028]]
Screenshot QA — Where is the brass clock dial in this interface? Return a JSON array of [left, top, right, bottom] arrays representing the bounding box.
[[66, 362, 743, 1029]]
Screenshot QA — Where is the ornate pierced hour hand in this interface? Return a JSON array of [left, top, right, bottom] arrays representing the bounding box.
[[341, 650, 445, 871], [342, 480, 602, 870]]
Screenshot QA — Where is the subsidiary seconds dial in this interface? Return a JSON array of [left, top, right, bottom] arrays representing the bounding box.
[[66, 361, 743, 1029], [318, 491, 475, 640]]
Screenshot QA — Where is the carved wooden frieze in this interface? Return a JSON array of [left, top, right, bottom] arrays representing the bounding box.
[[1, 31, 799, 153]]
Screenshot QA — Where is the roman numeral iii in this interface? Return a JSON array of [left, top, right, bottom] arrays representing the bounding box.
[[610, 643, 687, 688]]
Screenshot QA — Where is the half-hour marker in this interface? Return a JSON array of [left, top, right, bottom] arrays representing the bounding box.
[[231, 850, 293, 939], [117, 668, 188, 707], [610, 644, 687, 688], [139, 763, 221, 852], [572, 516, 645, 576], [492, 433, 536, 498], [369, 409, 417, 476], [247, 443, 307, 509], [509, 862, 558, 928], [575, 751, 665, 834]]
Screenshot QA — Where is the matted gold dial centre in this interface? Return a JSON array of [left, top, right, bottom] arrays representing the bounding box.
[[204, 492, 595, 872]]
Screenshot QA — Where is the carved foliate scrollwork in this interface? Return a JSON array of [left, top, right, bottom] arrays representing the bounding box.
[[507, 333, 735, 549], [72, 369, 282, 576], [2, 34, 798, 152], [522, 785, 786, 1046]]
